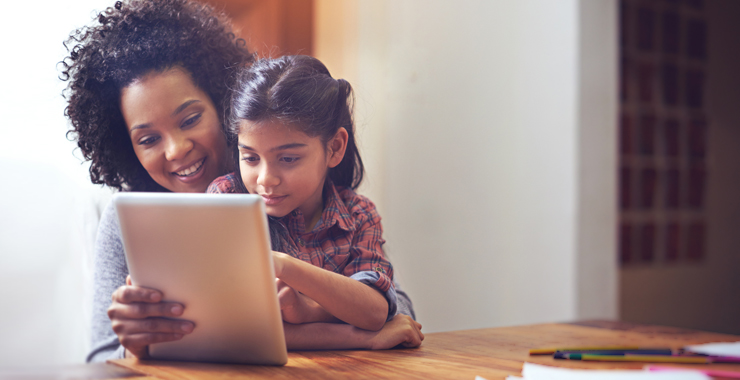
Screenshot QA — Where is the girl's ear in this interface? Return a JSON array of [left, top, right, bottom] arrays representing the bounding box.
[[327, 127, 349, 169]]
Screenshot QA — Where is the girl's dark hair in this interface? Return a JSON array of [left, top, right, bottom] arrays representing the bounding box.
[[229, 55, 364, 190], [60, 0, 253, 191]]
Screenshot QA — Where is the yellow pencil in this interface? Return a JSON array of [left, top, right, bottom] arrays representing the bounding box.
[[529, 346, 641, 355], [580, 354, 710, 364]]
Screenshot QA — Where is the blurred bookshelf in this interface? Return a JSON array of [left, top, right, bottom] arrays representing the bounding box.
[[618, 0, 708, 266]]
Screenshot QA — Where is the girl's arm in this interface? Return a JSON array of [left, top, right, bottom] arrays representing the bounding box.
[[273, 251, 388, 331], [283, 314, 424, 350]]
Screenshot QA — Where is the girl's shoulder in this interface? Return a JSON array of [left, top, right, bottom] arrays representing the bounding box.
[[207, 173, 241, 194], [334, 186, 381, 226]]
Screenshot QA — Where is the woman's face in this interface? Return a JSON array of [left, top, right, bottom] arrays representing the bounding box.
[[120, 67, 228, 193]]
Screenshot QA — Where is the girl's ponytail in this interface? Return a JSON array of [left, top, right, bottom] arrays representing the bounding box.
[[329, 78, 364, 190]]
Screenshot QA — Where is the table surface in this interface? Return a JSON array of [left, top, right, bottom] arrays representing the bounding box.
[[98, 320, 740, 380]]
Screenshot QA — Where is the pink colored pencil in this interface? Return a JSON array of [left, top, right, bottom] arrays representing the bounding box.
[[646, 364, 740, 378]]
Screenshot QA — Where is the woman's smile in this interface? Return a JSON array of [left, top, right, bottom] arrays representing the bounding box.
[[173, 157, 206, 179]]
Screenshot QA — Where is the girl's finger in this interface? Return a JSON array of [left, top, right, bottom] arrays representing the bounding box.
[[108, 301, 184, 319], [401, 330, 421, 348]]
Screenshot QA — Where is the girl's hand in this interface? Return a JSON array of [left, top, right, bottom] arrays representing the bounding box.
[[366, 314, 424, 350], [107, 275, 194, 358], [271, 251, 287, 277], [276, 279, 337, 324]]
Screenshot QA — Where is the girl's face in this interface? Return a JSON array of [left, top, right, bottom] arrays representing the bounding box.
[[120, 67, 228, 193], [238, 120, 347, 224]]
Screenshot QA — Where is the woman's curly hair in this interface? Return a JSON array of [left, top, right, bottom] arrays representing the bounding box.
[[60, 0, 253, 191]]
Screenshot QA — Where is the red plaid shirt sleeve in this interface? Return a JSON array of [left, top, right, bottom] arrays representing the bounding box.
[[340, 193, 394, 293]]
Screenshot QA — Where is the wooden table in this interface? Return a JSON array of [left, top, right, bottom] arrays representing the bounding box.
[[103, 321, 740, 379]]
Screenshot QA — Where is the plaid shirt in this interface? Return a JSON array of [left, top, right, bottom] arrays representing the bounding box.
[[207, 173, 394, 294]]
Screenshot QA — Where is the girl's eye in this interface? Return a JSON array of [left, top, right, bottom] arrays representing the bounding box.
[[280, 156, 299, 164], [182, 114, 201, 129], [138, 136, 159, 146], [241, 156, 259, 163]]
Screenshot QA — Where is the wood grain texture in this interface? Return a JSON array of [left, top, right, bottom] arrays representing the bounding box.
[[109, 321, 740, 380], [0, 362, 154, 380]]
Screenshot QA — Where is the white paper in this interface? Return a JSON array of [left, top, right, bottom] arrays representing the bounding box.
[[685, 341, 740, 358], [513, 362, 710, 380]]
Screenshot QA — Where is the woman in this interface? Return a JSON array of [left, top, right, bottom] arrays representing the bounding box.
[[61, 0, 420, 363]]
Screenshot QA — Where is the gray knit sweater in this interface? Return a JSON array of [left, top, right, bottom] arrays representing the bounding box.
[[87, 201, 416, 363]]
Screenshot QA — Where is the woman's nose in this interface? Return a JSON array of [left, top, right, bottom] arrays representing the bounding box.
[[164, 133, 193, 161]]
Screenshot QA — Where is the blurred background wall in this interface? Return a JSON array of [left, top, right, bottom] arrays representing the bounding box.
[[0, 0, 113, 368], [2, 0, 734, 369], [308, 0, 618, 333]]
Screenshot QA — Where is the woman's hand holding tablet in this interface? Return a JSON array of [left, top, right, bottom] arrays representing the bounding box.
[[108, 275, 193, 358]]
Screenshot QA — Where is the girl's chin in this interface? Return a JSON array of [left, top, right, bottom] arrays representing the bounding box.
[[265, 207, 291, 219]]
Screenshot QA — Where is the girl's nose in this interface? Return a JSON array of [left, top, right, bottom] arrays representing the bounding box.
[[164, 133, 193, 161], [257, 164, 280, 189]]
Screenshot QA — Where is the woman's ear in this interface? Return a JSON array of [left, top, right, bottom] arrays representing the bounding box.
[[327, 127, 349, 168]]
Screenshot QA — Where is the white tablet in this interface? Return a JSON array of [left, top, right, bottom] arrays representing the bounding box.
[[114, 192, 287, 365]]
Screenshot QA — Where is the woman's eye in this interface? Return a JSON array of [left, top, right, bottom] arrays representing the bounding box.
[[280, 156, 299, 164], [241, 156, 259, 163], [182, 114, 201, 129], [138, 136, 159, 146]]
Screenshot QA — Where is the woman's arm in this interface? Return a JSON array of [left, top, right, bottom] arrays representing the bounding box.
[[88, 201, 131, 362], [88, 202, 194, 361], [393, 279, 416, 320]]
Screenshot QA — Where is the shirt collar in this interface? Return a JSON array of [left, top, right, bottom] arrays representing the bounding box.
[[293, 180, 355, 234]]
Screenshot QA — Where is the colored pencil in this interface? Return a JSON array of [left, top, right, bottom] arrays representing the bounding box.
[[554, 350, 674, 359], [646, 365, 740, 378], [705, 355, 740, 363], [572, 354, 710, 364], [529, 346, 641, 355]]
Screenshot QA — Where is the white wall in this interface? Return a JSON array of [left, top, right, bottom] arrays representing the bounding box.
[[315, 0, 617, 333], [0, 0, 108, 367], [576, 0, 619, 321]]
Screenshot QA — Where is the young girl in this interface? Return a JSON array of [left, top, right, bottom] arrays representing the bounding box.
[[207, 55, 408, 334]]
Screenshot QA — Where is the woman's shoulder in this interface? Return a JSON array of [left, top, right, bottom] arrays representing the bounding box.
[[206, 173, 240, 194], [98, 199, 120, 236]]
